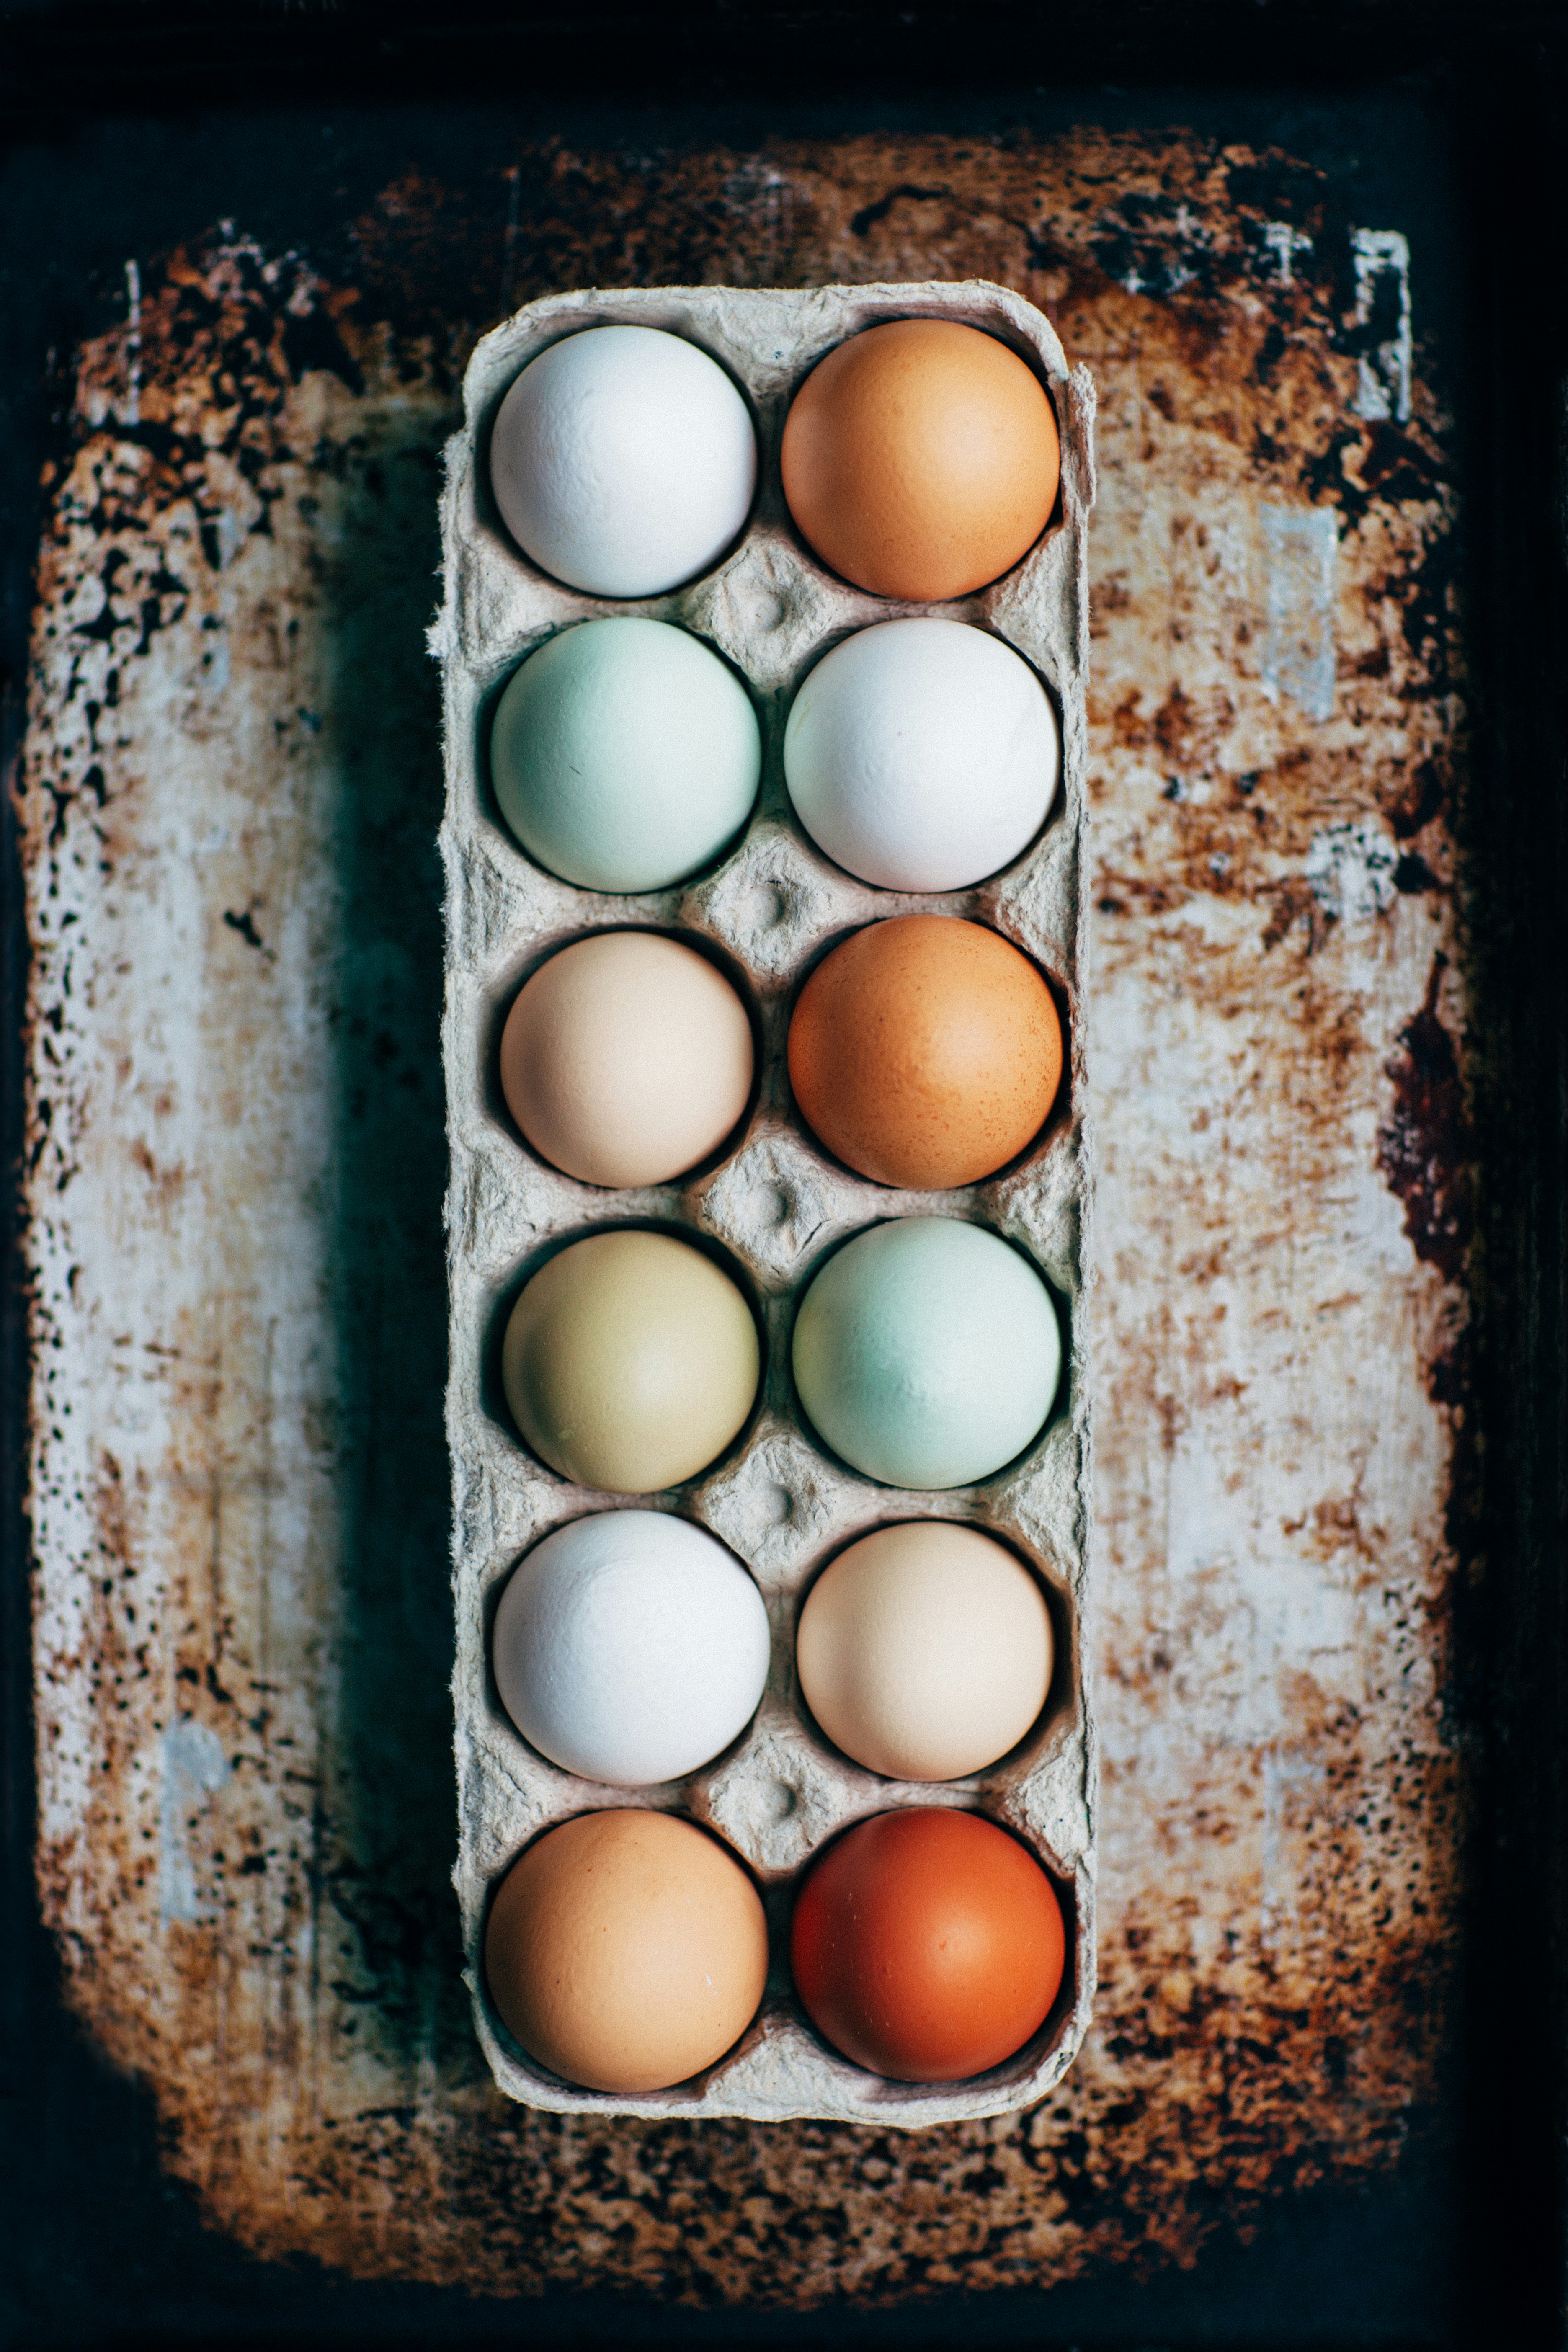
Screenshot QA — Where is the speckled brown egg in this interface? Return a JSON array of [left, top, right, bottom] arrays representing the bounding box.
[[780, 319, 1060, 601], [787, 916, 1062, 1190]]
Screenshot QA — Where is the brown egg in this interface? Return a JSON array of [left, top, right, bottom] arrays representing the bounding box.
[[485, 1810, 769, 2094], [789, 1808, 1065, 2081], [788, 916, 1062, 1189], [780, 320, 1060, 601]]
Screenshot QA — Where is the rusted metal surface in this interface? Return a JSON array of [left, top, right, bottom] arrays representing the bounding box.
[[18, 129, 1469, 2306]]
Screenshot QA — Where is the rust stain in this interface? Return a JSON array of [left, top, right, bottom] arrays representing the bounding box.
[[19, 127, 1472, 2307], [1378, 954, 1471, 1283]]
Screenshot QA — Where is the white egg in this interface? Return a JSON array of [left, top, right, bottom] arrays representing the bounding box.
[[489, 325, 758, 598], [783, 618, 1060, 892], [492, 1511, 770, 1786]]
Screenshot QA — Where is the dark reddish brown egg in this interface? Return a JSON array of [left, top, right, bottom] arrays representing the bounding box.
[[787, 915, 1062, 1190], [780, 319, 1061, 601], [789, 1807, 1065, 2081]]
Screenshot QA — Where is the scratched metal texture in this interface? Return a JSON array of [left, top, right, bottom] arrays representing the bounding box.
[[18, 129, 1470, 2310]]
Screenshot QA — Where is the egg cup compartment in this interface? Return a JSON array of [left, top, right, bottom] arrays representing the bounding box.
[[434, 280, 1097, 2125]]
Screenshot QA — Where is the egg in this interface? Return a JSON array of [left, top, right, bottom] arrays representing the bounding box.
[[789, 1807, 1065, 2081], [792, 1217, 1060, 1489], [782, 619, 1059, 892], [788, 916, 1061, 1189], [490, 619, 760, 893], [502, 932, 754, 1188], [489, 324, 758, 597], [797, 1522, 1053, 1779], [493, 1510, 770, 1785], [486, 1809, 769, 2093], [780, 318, 1060, 601], [503, 1229, 759, 1492]]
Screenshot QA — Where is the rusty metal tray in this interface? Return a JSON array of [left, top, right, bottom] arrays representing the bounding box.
[[3, 10, 1565, 2347]]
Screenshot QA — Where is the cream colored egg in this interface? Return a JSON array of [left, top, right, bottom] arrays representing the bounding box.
[[501, 932, 754, 1188], [797, 1522, 1053, 1780]]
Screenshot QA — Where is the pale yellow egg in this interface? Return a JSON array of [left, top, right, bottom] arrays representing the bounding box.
[[502, 1228, 759, 1493]]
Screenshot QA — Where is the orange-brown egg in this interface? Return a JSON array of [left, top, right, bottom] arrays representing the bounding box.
[[788, 916, 1062, 1190], [780, 319, 1060, 601], [790, 1808, 1065, 2081]]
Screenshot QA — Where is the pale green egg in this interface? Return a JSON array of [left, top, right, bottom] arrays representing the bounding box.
[[792, 1217, 1061, 1489], [489, 616, 760, 893]]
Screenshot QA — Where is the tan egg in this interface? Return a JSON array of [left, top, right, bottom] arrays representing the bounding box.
[[781, 319, 1061, 601], [797, 1522, 1053, 1780], [485, 1809, 769, 2094], [502, 1228, 759, 1492], [501, 931, 754, 1188]]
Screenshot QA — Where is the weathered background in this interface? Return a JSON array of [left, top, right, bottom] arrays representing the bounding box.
[[12, 107, 1480, 2337]]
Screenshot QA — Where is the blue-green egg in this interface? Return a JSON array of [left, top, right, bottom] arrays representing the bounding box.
[[792, 1217, 1061, 1489], [488, 617, 761, 893]]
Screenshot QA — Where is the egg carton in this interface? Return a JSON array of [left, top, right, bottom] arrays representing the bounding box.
[[432, 279, 1098, 2127]]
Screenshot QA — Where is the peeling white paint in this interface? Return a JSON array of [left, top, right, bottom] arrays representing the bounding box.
[[1351, 228, 1412, 424], [159, 1718, 230, 1924], [1307, 820, 1399, 923], [1263, 222, 1312, 286], [1260, 503, 1338, 721], [1261, 1745, 1326, 1946]]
